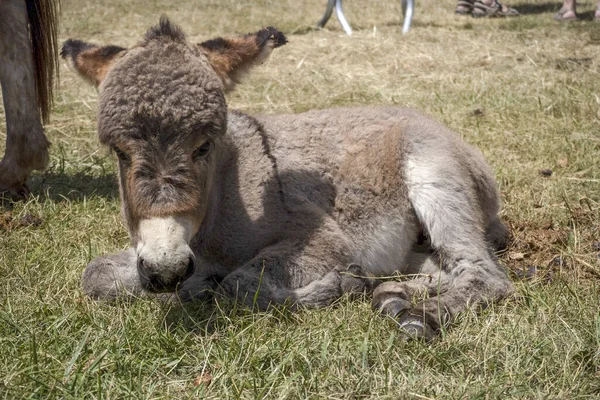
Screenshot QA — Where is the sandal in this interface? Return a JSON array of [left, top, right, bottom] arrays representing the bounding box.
[[472, 0, 519, 17], [553, 7, 578, 21], [456, 0, 474, 15]]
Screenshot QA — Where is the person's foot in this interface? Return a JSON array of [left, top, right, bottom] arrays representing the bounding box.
[[473, 0, 519, 17], [553, 6, 578, 20], [456, 0, 474, 14]]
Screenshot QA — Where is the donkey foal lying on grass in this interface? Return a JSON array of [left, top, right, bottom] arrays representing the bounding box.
[[62, 18, 513, 340]]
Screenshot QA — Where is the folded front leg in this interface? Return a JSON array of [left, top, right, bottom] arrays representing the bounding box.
[[217, 217, 371, 309], [83, 248, 223, 304], [175, 271, 223, 303], [82, 248, 142, 301]]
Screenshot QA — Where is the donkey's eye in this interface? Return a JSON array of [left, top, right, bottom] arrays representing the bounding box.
[[192, 141, 211, 161], [112, 147, 130, 163]]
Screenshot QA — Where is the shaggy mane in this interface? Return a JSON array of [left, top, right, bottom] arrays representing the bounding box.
[[145, 16, 186, 43]]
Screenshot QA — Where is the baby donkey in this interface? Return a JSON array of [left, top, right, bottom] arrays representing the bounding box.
[[62, 18, 513, 340]]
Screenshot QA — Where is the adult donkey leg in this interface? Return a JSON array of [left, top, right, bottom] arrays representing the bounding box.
[[0, 0, 50, 201], [374, 174, 513, 340]]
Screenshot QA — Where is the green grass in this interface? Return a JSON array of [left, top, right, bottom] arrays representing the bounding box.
[[1, 0, 600, 398]]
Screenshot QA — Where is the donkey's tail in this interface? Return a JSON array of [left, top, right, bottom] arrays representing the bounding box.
[[26, 0, 60, 124]]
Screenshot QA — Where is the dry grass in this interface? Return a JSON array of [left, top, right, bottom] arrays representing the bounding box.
[[1, 0, 599, 398]]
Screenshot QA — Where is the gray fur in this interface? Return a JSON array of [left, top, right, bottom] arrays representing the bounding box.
[[71, 20, 513, 340]]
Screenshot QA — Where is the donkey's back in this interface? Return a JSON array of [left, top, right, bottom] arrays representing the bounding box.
[[250, 107, 506, 275]]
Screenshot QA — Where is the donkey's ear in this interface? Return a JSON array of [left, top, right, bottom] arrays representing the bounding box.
[[198, 27, 287, 92], [61, 39, 127, 87]]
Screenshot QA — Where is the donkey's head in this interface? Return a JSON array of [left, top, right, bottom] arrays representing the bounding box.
[[62, 18, 287, 292]]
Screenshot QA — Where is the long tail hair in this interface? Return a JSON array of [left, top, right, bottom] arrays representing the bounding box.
[[26, 0, 60, 124]]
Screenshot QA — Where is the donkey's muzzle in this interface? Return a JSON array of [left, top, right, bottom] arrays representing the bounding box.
[[137, 256, 195, 292]]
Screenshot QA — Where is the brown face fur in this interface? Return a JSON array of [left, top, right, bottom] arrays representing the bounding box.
[[98, 36, 226, 240], [61, 18, 287, 245]]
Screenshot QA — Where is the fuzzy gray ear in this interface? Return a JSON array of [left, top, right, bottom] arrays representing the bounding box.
[[198, 27, 287, 92], [61, 39, 127, 86]]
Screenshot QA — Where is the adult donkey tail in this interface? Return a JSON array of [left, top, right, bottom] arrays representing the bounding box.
[[26, 0, 60, 124]]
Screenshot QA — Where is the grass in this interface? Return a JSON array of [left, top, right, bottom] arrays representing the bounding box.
[[1, 0, 600, 397]]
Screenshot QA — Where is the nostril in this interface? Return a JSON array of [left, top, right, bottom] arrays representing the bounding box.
[[182, 257, 195, 281], [136, 257, 163, 290], [137, 257, 146, 274]]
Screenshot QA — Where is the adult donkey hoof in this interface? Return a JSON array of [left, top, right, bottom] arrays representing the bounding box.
[[0, 183, 30, 206]]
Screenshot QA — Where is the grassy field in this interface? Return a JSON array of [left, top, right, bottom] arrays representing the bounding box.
[[1, 0, 600, 398]]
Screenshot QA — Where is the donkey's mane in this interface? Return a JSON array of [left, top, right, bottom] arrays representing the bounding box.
[[145, 17, 186, 43], [235, 111, 288, 210]]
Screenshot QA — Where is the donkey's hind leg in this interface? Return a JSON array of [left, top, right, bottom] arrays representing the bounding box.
[[82, 249, 144, 301], [0, 0, 50, 201], [374, 177, 513, 340], [372, 255, 452, 340]]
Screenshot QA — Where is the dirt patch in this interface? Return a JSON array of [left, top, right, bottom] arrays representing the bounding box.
[[502, 219, 569, 283], [0, 212, 43, 231], [503, 202, 600, 281]]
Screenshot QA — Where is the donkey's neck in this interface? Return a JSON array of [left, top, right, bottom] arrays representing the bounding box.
[[192, 110, 286, 270]]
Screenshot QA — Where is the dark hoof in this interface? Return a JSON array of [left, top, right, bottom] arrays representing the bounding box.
[[0, 184, 30, 207], [339, 263, 375, 295], [396, 316, 437, 342], [373, 296, 411, 318]]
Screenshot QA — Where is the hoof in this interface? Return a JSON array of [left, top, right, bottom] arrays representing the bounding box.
[[339, 263, 375, 295], [396, 316, 437, 342], [372, 281, 412, 317], [0, 184, 30, 206], [373, 296, 411, 318]]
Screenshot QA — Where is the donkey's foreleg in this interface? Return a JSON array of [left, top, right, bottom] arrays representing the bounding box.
[[174, 268, 223, 303], [218, 261, 371, 310], [217, 229, 370, 310], [0, 0, 50, 200], [82, 249, 144, 300], [83, 249, 220, 303]]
